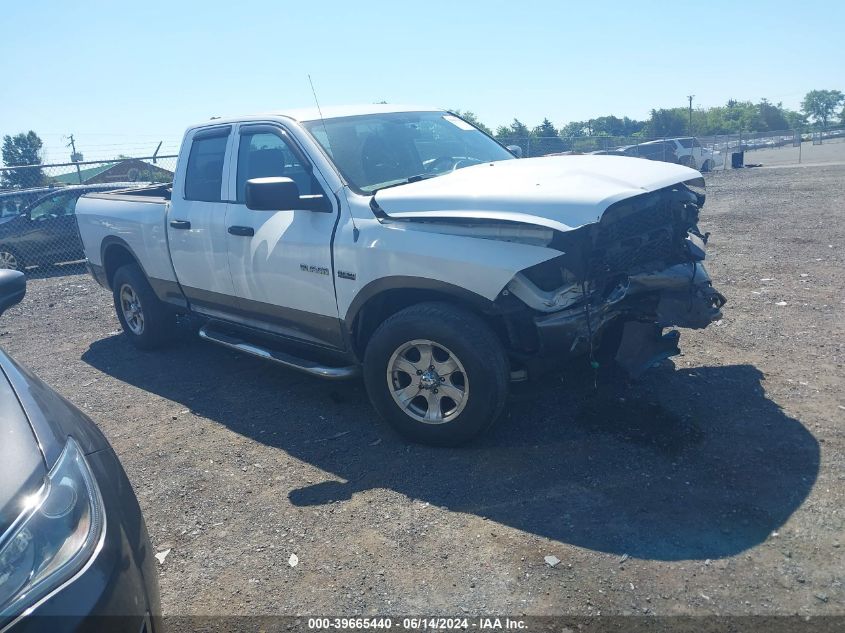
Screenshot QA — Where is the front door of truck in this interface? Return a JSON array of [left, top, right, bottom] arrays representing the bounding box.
[[167, 126, 237, 318], [224, 123, 343, 349]]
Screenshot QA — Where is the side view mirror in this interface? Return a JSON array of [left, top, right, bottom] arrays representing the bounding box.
[[244, 177, 331, 213], [506, 144, 523, 158], [0, 269, 26, 317]]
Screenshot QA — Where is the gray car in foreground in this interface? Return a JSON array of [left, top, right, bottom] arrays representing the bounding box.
[[0, 270, 160, 632]]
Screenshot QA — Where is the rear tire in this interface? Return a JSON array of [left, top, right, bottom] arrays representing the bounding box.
[[701, 159, 714, 172], [112, 263, 175, 350], [363, 302, 509, 446], [679, 155, 697, 169], [0, 247, 25, 272]]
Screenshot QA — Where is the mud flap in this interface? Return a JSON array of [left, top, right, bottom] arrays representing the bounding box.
[[614, 322, 681, 379]]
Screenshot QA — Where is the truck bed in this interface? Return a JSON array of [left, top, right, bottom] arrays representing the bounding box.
[[82, 182, 171, 204], [76, 182, 178, 289]]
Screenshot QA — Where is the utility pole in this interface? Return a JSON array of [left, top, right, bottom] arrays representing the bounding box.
[[687, 95, 695, 135], [65, 134, 83, 184]]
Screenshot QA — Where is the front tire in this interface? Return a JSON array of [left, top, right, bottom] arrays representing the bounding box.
[[363, 302, 509, 446], [112, 263, 175, 350]]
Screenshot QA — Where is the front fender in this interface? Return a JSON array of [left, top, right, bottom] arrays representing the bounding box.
[[333, 217, 561, 321]]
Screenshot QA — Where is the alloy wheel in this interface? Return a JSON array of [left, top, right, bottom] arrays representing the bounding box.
[[386, 339, 469, 424], [0, 250, 19, 271], [119, 284, 145, 335]]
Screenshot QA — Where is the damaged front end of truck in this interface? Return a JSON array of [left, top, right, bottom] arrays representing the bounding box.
[[498, 177, 726, 378]]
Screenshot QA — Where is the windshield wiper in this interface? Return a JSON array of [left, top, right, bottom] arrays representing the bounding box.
[[370, 173, 438, 194]]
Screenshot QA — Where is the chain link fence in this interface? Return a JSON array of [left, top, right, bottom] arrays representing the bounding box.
[[0, 155, 176, 275], [498, 128, 845, 169]]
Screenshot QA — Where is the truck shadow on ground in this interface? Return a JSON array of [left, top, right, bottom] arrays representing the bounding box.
[[83, 333, 819, 562]]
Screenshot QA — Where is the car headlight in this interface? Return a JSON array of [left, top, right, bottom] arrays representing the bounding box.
[[0, 438, 105, 620]]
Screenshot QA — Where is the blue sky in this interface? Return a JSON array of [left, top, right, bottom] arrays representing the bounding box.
[[1, 0, 842, 163]]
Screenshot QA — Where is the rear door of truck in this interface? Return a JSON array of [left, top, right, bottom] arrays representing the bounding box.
[[167, 125, 237, 317]]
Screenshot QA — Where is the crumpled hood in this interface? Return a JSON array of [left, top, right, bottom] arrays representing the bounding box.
[[374, 155, 701, 232]]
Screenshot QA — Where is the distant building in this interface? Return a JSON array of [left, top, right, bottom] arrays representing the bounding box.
[[52, 159, 173, 185]]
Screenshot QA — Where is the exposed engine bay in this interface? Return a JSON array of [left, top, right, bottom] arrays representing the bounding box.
[[498, 178, 726, 377]]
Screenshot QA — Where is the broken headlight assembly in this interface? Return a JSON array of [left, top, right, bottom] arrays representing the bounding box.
[[502, 180, 725, 374], [682, 176, 706, 206], [0, 438, 105, 621]]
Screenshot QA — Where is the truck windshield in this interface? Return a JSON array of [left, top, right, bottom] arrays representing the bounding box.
[[303, 111, 515, 194]]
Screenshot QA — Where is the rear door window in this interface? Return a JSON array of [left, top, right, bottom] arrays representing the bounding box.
[[184, 132, 229, 202]]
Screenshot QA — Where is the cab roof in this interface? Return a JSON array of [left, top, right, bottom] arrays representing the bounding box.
[[194, 105, 445, 129]]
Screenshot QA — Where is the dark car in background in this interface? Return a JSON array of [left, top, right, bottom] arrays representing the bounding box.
[[0, 270, 161, 631], [0, 188, 63, 222], [0, 184, 143, 272], [619, 140, 679, 163]]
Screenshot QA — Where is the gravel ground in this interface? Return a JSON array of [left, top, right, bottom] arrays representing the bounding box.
[[1, 165, 843, 618], [713, 139, 845, 168]]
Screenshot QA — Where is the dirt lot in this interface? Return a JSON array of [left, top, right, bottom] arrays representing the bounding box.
[[715, 138, 845, 169], [1, 165, 843, 618]]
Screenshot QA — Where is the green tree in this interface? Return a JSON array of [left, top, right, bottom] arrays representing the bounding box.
[[692, 100, 751, 134], [781, 107, 807, 131], [591, 115, 621, 136], [1, 131, 45, 188], [589, 115, 645, 137], [556, 121, 587, 151], [758, 99, 790, 131], [495, 119, 532, 156], [559, 121, 587, 138], [450, 110, 493, 136], [722, 101, 758, 132], [642, 99, 804, 137], [531, 118, 565, 155], [646, 109, 688, 137], [801, 89, 845, 129]]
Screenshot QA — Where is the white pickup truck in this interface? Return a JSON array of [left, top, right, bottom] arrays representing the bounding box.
[[76, 105, 725, 445]]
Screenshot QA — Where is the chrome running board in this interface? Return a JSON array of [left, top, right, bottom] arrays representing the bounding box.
[[198, 325, 359, 380]]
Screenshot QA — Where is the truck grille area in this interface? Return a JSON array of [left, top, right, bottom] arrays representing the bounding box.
[[587, 185, 699, 278], [590, 225, 675, 276], [505, 180, 721, 364]]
